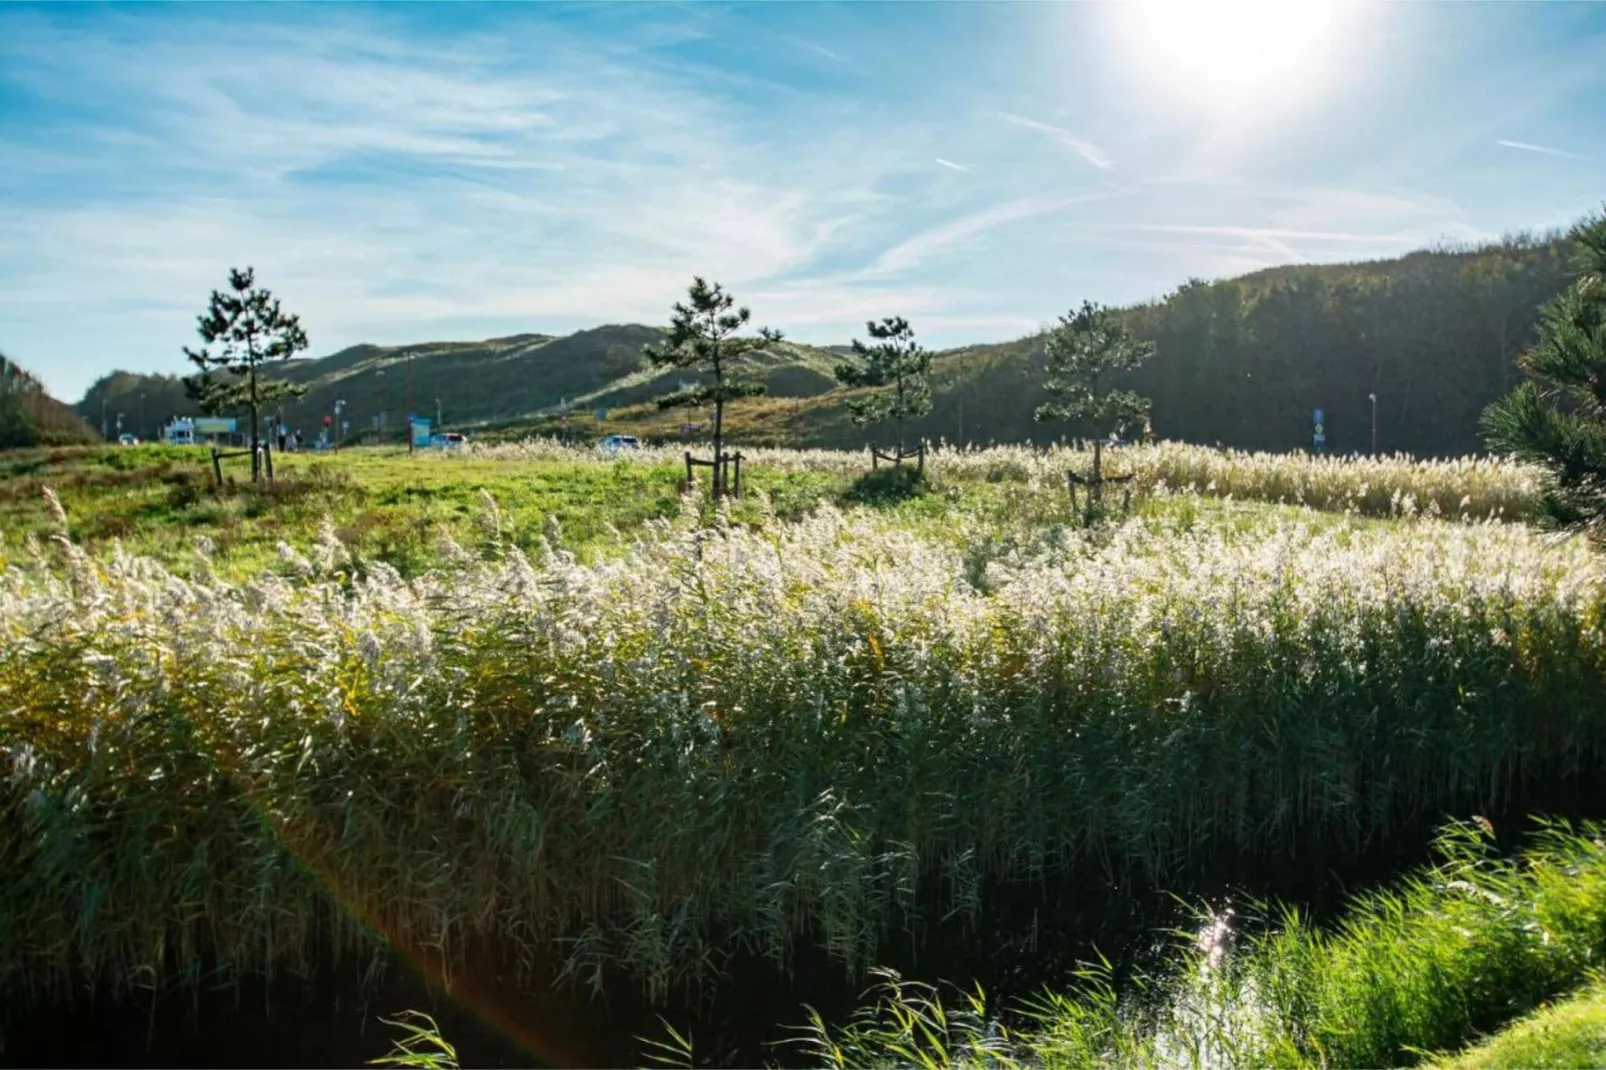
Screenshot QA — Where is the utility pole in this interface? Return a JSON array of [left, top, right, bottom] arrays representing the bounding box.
[[406, 353, 415, 454], [955, 354, 965, 445], [435, 397, 442, 430], [140, 393, 147, 442], [373, 369, 385, 443], [101, 398, 108, 440], [1369, 392, 1378, 455]]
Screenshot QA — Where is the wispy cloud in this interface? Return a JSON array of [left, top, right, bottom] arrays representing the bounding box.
[[998, 112, 1112, 170], [792, 38, 844, 63], [935, 158, 970, 173], [0, 10, 930, 395], [1495, 139, 1579, 159], [1121, 223, 1421, 245], [1103, 222, 1431, 264], [867, 193, 1121, 277]]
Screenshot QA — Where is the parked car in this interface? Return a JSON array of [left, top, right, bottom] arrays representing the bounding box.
[[117, 433, 138, 446], [598, 434, 641, 452], [430, 432, 467, 449]]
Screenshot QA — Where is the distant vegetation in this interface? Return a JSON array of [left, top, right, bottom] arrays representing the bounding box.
[[64, 229, 1580, 459]]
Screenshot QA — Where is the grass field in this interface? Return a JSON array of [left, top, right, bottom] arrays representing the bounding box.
[[0, 440, 1543, 581], [1, 439, 1599, 1067]]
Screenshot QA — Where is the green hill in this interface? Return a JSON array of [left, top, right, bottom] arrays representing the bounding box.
[[77, 324, 849, 443], [0, 355, 99, 448]]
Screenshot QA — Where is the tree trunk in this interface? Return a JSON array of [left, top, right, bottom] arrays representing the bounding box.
[[895, 374, 905, 456], [1092, 437, 1103, 503], [249, 362, 261, 483], [712, 397, 724, 499]]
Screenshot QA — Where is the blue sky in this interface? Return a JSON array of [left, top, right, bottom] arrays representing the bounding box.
[[3, 2, 1603, 403]]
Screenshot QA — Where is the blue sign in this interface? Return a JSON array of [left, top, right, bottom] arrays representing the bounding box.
[[1313, 408, 1324, 425], [409, 417, 432, 448]]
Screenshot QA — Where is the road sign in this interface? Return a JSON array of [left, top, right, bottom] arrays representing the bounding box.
[[193, 417, 237, 436]]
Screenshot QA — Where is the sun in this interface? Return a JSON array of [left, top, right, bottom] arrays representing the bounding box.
[[1114, 0, 1360, 116]]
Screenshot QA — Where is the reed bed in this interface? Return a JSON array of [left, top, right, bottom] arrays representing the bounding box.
[[460, 438, 1543, 522], [2, 493, 1601, 1006], [798, 820, 1606, 1069]]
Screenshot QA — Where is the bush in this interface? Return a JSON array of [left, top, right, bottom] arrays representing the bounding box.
[[839, 464, 929, 505]]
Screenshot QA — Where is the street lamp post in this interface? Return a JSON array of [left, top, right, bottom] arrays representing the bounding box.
[[1369, 392, 1378, 455], [435, 397, 442, 431], [334, 400, 346, 450]]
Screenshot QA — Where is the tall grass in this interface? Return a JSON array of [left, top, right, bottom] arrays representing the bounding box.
[[461, 437, 1543, 522], [799, 820, 1606, 1069], [2, 490, 1601, 1006]]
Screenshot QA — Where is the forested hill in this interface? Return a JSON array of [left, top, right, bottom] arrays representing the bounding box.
[[1125, 234, 1575, 455], [847, 233, 1576, 458], [0, 355, 99, 448]]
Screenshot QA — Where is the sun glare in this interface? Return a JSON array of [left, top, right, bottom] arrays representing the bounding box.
[[1116, 0, 1359, 116]]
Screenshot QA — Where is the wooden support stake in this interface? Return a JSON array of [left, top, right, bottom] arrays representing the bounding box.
[[212, 448, 224, 487]]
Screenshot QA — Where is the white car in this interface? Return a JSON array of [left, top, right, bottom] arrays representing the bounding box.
[[598, 434, 641, 452], [117, 433, 138, 446]]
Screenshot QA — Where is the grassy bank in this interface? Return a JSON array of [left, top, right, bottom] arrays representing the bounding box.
[[801, 820, 1606, 1068], [1445, 982, 1606, 1069]]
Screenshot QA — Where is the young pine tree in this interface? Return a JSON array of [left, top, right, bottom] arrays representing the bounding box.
[[835, 316, 932, 456], [643, 277, 782, 497], [1034, 300, 1155, 499], [183, 267, 309, 481], [1482, 211, 1606, 536]]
